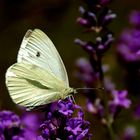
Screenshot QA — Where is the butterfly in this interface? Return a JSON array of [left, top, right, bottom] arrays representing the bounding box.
[[5, 29, 77, 110]]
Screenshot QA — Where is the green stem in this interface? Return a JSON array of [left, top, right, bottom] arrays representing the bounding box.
[[107, 121, 114, 140], [97, 54, 115, 140], [102, 88, 115, 140]]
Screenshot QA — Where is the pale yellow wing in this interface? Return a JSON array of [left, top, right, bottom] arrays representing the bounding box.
[[5, 63, 69, 110], [17, 29, 69, 86]]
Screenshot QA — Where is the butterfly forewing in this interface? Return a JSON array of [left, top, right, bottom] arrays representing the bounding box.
[[17, 29, 69, 86]]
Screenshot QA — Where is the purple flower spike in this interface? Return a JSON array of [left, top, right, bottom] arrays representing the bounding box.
[[77, 17, 89, 27], [21, 113, 39, 140], [22, 113, 39, 131], [0, 111, 39, 140], [95, 33, 114, 54], [12, 135, 25, 140], [109, 90, 131, 114], [66, 118, 83, 135], [75, 39, 95, 54], [99, 9, 116, 27], [76, 129, 90, 140], [0, 135, 5, 140], [57, 100, 74, 117], [75, 58, 99, 87], [66, 117, 90, 140], [36, 136, 45, 140], [39, 98, 91, 140], [129, 11, 140, 27], [104, 77, 115, 92], [117, 10, 140, 70], [0, 111, 20, 129], [77, 0, 115, 33], [75, 34, 113, 56], [86, 99, 104, 118]]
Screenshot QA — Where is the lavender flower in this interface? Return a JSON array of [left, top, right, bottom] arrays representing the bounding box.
[[103, 77, 115, 92], [77, 3, 116, 32], [117, 10, 140, 70], [39, 98, 91, 140], [129, 11, 140, 28], [21, 113, 39, 140], [0, 110, 39, 140], [75, 58, 99, 87], [75, 0, 115, 84], [109, 90, 131, 115], [0, 111, 21, 139], [117, 28, 140, 69], [75, 34, 114, 55], [116, 11, 140, 94], [86, 99, 104, 119]]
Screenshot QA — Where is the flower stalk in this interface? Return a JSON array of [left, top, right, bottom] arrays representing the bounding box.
[[74, 1, 126, 139]]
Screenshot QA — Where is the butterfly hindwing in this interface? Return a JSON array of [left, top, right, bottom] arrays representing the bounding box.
[[6, 63, 68, 109]]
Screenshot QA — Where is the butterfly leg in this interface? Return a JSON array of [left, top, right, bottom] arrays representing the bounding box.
[[67, 95, 76, 104]]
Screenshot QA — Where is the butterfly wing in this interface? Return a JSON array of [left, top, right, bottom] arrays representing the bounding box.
[[17, 29, 69, 86], [6, 63, 69, 110]]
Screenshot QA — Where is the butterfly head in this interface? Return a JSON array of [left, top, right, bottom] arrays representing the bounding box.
[[70, 88, 77, 94], [61, 87, 76, 99], [71, 87, 77, 93]]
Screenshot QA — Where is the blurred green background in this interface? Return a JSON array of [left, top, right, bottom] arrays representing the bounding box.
[[0, 0, 140, 139]]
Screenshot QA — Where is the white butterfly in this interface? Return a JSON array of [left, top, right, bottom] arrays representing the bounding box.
[[5, 29, 76, 110]]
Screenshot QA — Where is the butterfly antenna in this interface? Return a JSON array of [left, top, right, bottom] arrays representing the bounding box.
[[75, 87, 104, 91]]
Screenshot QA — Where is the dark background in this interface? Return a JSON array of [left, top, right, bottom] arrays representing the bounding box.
[[0, 0, 140, 139]]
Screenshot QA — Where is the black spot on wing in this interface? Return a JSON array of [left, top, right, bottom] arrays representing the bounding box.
[[36, 52, 40, 57]]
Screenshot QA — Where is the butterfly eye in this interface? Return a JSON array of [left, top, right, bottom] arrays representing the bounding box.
[[36, 52, 40, 57]]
